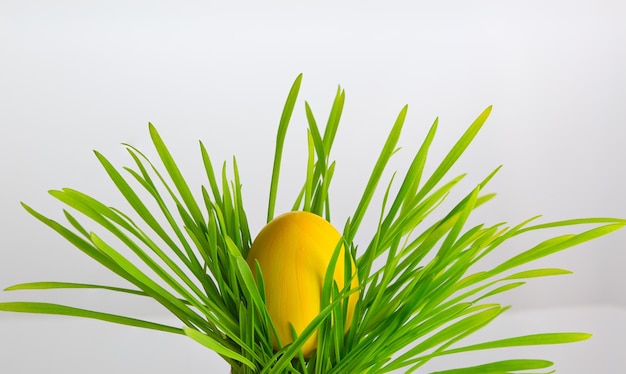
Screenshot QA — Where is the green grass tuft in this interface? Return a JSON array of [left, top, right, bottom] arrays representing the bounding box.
[[1, 75, 624, 373]]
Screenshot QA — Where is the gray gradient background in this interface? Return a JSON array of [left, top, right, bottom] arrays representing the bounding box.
[[1, 1, 625, 373]]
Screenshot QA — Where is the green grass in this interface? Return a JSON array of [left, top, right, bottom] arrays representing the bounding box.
[[1, 74, 624, 373]]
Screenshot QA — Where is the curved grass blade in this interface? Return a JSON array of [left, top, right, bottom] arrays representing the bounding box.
[[440, 332, 592, 356], [503, 268, 572, 280], [304, 129, 315, 212], [200, 140, 224, 209], [304, 101, 326, 169], [346, 104, 408, 244], [515, 217, 626, 235], [267, 74, 303, 222], [63, 209, 90, 238], [428, 359, 553, 374], [0, 301, 182, 334], [3, 281, 196, 306], [5, 282, 145, 297], [322, 86, 345, 157]]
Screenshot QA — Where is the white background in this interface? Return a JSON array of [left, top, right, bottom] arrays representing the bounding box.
[[1, 1, 625, 373]]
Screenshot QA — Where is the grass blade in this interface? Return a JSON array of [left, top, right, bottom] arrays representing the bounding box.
[[5, 282, 145, 297], [0, 302, 182, 334], [429, 359, 553, 374], [346, 105, 408, 243], [439, 332, 592, 356], [267, 74, 303, 222]]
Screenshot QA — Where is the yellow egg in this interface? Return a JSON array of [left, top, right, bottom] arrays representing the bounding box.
[[246, 211, 359, 357]]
